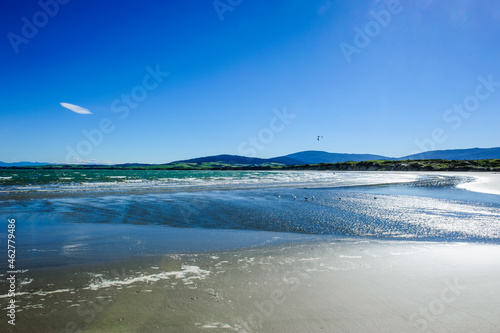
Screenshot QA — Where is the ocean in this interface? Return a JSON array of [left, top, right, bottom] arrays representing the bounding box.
[[0, 168, 425, 194]]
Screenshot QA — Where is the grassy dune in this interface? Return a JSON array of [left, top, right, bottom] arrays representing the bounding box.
[[290, 159, 500, 172], [2, 159, 499, 171]]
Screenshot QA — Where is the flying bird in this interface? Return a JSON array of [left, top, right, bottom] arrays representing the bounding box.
[[317, 136, 323, 141], [60, 102, 92, 114]]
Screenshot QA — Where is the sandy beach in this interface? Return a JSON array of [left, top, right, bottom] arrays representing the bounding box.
[[454, 172, 500, 196], [1, 171, 499, 333], [4, 239, 500, 333]]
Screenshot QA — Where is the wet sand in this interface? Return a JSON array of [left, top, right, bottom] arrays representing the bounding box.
[[3, 239, 500, 332]]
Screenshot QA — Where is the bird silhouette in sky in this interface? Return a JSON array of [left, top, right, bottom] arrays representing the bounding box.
[[317, 136, 323, 141]]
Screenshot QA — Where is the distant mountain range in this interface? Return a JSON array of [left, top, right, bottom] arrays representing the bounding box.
[[0, 161, 51, 167], [170, 147, 500, 167], [282, 151, 392, 164], [399, 147, 500, 161], [1, 147, 499, 167], [170, 154, 303, 167], [171, 147, 500, 167]]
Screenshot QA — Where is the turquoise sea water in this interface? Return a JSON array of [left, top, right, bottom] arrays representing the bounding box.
[[0, 169, 289, 186], [0, 169, 423, 194]]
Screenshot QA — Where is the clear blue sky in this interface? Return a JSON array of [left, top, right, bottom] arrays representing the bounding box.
[[1, 0, 499, 164]]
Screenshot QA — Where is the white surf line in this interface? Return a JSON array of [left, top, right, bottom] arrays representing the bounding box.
[[0, 288, 72, 299], [86, 264, 210, 290], [0, 264, 210, 298]]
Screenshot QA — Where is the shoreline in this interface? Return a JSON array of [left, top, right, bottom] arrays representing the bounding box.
[[1, 171, 498, 272], [452, 171, 500, 196], [0, 171, 470, 199], [1, 171, 499, 332]]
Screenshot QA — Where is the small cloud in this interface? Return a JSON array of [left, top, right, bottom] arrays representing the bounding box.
[[60, 102, 92, 114]]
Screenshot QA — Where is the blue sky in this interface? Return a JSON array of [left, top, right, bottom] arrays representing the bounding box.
[[1, 0, 499, 164]]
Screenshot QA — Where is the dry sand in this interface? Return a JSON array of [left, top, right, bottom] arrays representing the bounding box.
[[453, 172, 500, 196]]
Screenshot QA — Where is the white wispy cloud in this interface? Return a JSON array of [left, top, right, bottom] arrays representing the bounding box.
[[60, 102, 92, 114]]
